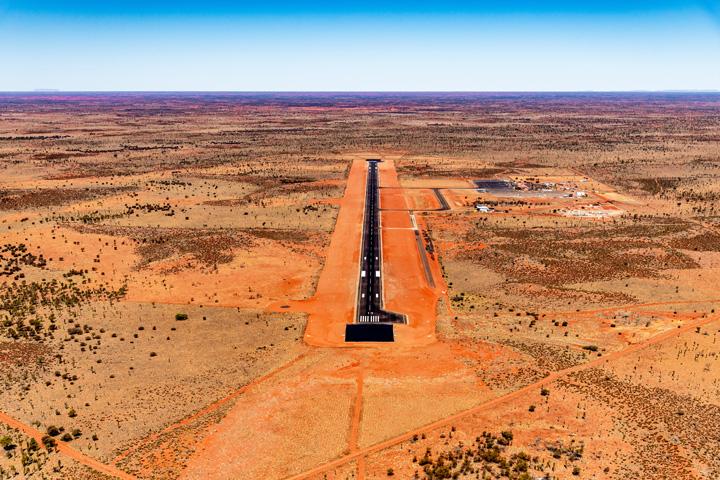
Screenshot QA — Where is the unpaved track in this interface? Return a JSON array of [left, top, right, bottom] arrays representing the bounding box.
[[348, 369, 364, 452], [112, 350, 309, 466], [348, 367, 367, 479], [0, 411, 136, 479], [283, 311, 719, 480]]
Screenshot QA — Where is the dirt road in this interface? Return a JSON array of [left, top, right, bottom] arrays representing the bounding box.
[[283, 310, 719, 479], [0, 411, 136, 479]]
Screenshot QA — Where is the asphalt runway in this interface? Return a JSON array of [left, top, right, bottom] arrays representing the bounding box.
[[346, 160, 405, 342]]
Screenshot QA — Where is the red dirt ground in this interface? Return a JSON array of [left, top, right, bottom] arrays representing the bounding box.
[[272, 156, 441, 347]]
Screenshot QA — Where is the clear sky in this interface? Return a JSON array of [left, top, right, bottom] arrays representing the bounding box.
[[1, 1, 719, 91]]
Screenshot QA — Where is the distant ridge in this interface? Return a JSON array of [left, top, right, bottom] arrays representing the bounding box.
[[657, 89, 720, 93]]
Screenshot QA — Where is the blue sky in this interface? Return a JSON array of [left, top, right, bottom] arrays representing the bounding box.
[[1, 1, 719, 91]]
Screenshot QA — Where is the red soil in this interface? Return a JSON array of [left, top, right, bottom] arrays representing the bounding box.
[[277, 158, 441, 347], [285, 310, 720, 480], [0, 411, 136, 480]]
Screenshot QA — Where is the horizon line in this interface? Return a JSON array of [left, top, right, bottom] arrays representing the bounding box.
[[1, 90, 719, 94]]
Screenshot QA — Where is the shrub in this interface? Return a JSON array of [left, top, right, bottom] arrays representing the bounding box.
[[61, 433, 73, 442], [175, 313, 188, 321], [27, 438, 39, 452], [41, 435, 56, 449], [46, 425, 60, 437], [0, 435, 15, 450]]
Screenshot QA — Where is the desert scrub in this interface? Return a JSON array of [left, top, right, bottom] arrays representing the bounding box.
[[410, 430, 549, 480], [0, 277, 127, 340]]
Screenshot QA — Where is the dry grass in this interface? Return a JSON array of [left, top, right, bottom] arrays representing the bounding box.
[[2, 93, 720, 479]]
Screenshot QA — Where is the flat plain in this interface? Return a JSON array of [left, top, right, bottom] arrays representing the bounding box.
[[1, 92, 720, 479]]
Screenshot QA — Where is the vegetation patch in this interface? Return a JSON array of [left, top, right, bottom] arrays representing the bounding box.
[[0, 186, 136, 210], [563, 369, 720, 479], [0, 278, 126, 340], [401, 429, 580, 480], [462, 220, 698, 286], [73, 225, 255, 270]]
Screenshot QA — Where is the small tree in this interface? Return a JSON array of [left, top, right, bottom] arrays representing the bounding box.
[[0, 435, 15, 450], [27, 438, 39, 452], [41, 436, 56, 449]]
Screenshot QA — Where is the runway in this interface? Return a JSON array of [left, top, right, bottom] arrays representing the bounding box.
[[346, 159, 405, 342]]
